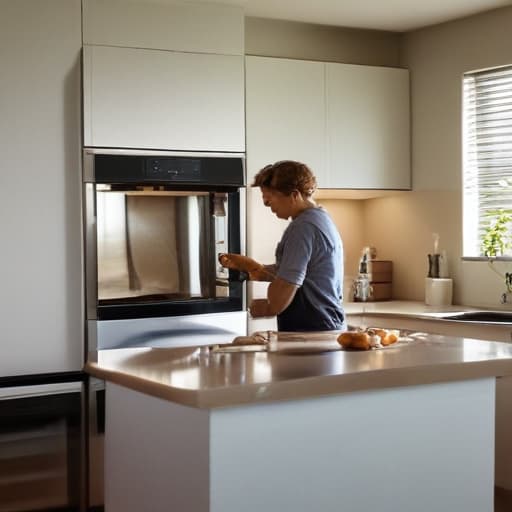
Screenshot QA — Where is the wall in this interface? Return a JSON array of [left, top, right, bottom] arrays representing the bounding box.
[[365, 6, 512, 307], [245, 17, 402, 66]]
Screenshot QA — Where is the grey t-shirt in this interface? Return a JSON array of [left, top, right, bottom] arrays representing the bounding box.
[[275, 207, 345, 331]]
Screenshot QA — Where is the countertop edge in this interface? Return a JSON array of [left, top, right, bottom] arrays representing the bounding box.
[[85, 357, 512, 410]]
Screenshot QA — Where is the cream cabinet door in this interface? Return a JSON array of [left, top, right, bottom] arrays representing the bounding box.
[[326, 63, 410, 189], [245, 56, 327, 185], [83, 45, 245, 152]]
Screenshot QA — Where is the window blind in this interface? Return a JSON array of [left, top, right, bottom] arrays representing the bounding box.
[[463, 65, 512, 256]]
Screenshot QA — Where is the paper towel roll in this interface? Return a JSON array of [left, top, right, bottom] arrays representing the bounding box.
[[425, 278, 453, 306]]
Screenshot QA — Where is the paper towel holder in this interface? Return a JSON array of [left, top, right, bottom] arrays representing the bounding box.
[[425, 277, 453, 306]]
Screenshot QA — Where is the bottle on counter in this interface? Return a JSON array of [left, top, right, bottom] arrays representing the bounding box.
[[353, 274, 372, 302], [353, 251, 372, 302]]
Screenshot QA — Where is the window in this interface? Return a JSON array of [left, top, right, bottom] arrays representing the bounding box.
[[463, 65, 512, 257]]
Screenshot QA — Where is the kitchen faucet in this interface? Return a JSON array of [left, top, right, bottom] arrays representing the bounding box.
[[502, 273, 512, 304], [501, 291, 512, 304]]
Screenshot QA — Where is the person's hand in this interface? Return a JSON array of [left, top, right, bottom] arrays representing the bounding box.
[[249, 299, 273, 318], [218, 253, 261, 272], [219, 253, 275, 281]]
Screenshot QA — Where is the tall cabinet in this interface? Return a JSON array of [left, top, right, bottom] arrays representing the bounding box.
[[82, 0, 245, 152], [0, 0, 83, 376]]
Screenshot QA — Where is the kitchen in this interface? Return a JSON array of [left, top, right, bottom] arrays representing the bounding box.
[[2, 0, 512, 511]]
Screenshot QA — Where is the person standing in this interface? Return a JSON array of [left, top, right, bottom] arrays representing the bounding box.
[[220, 160, 345, 332]]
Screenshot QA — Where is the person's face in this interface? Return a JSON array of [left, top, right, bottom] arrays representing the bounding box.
[[260, 186, 294, 220]]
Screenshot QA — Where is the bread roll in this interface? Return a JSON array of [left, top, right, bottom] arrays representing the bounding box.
[[232, 334, 267, 346], [337, 331, 371, 350], [381, 331, 399, 346], [368, 328, 387, 340], [367, 328, 399, 346]]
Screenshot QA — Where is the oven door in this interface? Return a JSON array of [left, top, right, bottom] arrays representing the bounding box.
[[85, 184, 244, 321]]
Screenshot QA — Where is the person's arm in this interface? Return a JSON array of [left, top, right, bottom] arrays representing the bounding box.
[[249, 277, 298, 317], [248, 265, 275, 282]]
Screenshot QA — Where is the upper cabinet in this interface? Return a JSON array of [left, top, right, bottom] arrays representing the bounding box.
[[245, 56, 410, 190], [245, 56, 327, 183], [82, 0, 245, 152], [326, 63, 410, 189], [83, 46, 245, 152]]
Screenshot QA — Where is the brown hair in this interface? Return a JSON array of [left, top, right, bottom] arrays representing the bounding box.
[[251, 160, 317, 197]]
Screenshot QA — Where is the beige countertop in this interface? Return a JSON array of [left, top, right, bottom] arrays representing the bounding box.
[[344, 300, 480, 319], [86, 330, 512, 410]]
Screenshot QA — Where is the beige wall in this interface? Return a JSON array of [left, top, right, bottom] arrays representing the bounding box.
[[365, 6, 512, 307], [245, 16, 402, 66]]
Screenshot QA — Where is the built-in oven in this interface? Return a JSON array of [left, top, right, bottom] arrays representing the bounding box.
[[83, 148, 247, 350]]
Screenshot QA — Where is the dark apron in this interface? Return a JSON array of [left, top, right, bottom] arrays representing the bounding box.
[[277, 286, 344, 332]]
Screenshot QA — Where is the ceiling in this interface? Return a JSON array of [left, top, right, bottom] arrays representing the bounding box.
[[186, 0, 512, 32]]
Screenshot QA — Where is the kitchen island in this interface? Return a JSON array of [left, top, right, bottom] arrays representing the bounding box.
[[86, 332, 512, 512]]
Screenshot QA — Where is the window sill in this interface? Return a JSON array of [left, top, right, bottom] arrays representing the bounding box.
[[462, 257, 512, 262]]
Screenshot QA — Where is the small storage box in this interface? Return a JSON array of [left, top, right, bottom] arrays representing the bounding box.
[[368, 260, 393, 283], [369, 282, 393, 301]]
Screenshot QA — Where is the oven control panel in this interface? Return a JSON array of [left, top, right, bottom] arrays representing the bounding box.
[[145, 158, 201, 181]]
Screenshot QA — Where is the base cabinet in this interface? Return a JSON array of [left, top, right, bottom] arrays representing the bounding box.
[[105, 379, 494, 512]]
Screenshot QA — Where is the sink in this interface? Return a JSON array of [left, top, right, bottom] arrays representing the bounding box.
[[441, 311, 512, 323]]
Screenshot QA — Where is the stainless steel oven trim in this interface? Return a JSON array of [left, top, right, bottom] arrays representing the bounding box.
[[89, 310, 248, 350], [0, 381, 83, 399], [84, 182, 98, 321]]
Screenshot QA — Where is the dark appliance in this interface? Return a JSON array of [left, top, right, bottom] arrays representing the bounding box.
[[0, 376, 86, 512]]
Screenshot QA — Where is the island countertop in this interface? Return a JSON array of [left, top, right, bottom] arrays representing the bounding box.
[[85, 332, 512, 409]]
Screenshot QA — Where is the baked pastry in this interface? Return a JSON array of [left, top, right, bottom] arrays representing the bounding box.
[[337, 331, 371, 350], [381, 331, 399, 346], [367, 328, 399, 346], [231, 333, 268, 346], [338, 328, 399, 350], [218, 253, 274, 281]]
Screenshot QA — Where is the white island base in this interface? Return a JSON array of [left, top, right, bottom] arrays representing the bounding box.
[[105, 378, 495, 512]]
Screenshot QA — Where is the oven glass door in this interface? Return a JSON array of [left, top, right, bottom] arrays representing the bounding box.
[[92, 185, 242, 319]]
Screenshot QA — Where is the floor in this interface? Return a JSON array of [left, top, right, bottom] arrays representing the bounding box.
[[495, 486, 512, 512]]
